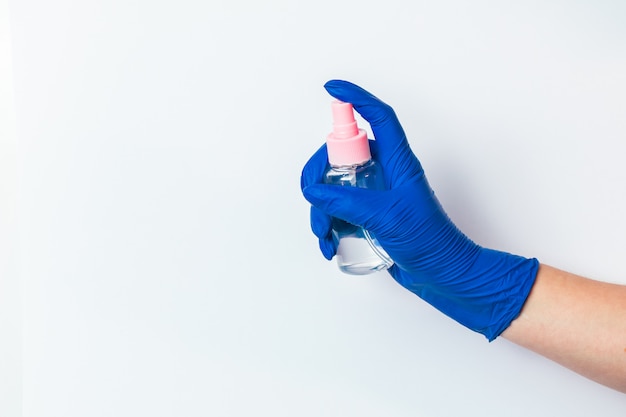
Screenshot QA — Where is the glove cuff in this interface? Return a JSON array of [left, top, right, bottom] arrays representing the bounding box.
[[404, 249, 539, 341]]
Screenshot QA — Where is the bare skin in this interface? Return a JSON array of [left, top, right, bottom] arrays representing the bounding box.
[[502, 264, 626, 393]]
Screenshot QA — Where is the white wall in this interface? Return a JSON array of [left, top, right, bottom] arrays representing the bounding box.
[[1, 0, 21, 416], [6, 0, 626, 415]]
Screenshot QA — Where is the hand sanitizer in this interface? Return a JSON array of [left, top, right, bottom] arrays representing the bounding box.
[[324, 100, 394, 275]]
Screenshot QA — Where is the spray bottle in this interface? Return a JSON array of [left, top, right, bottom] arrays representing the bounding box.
[[324, 100, 394, 275]]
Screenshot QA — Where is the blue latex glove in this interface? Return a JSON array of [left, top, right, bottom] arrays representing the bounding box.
[[301, 80, 539, 341]]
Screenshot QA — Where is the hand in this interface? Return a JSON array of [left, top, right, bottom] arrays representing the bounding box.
[[301, 80, 539, 341]]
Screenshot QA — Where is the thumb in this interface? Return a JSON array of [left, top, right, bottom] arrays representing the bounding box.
[[302, 184, 387, 231]]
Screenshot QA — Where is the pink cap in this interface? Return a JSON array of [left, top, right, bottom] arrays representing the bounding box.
[[326, 100, 370, 166]]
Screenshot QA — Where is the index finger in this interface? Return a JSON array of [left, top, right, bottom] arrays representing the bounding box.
[[323, 80, 408, 159], [324, 80, 423, 188]]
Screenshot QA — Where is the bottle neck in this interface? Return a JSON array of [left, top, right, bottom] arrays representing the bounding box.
[[328, 158, 373, 170]]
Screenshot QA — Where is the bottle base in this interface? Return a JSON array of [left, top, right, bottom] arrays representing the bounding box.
[[335, 236, 393, 275], [338, 261, 390, 276]]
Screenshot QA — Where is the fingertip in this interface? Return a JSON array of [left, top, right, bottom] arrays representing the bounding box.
[[324, 79, 353, 93], [302, 184, 325, 206], [323, 79, 368, 102], [310, 206, 332, 239], [322, 80, 395, 130], [323, 79, 339, 90], [320, 237, 336, 260]]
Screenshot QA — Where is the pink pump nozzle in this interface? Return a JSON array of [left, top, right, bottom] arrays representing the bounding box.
[[326, 100, 370, 166]]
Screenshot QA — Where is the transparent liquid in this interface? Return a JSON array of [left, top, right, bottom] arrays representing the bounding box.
[[324, 159, 394, 275]]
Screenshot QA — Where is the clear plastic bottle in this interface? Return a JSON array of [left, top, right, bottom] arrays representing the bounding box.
[[324, 100, 394, 275]]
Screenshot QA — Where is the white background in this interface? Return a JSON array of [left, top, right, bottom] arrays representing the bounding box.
[[3, 0, 626, 415]]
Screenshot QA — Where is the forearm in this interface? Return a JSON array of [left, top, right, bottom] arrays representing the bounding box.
[[502, 264, 626, 393]]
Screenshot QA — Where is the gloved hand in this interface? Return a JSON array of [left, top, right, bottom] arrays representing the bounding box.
[[301, 80, 539, 341]]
